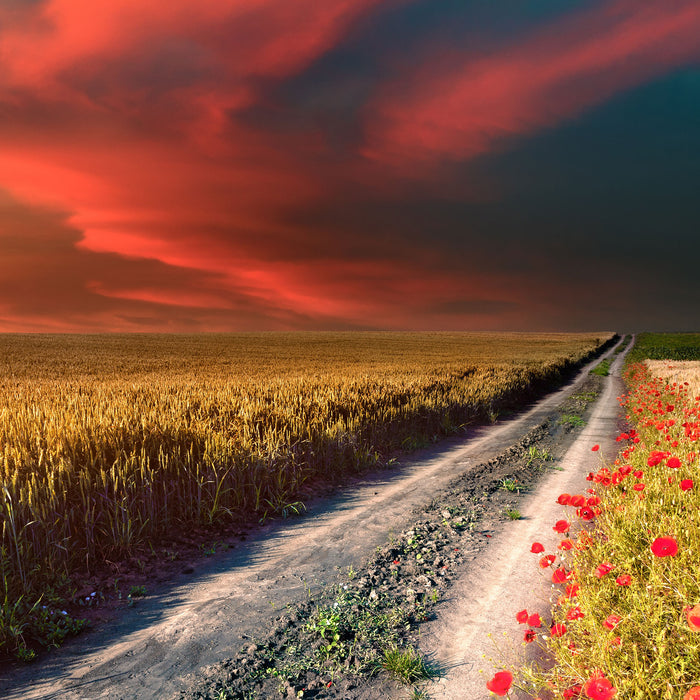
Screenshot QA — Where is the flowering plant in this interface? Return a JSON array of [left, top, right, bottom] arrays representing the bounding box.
[[488, 348, 700, 697]]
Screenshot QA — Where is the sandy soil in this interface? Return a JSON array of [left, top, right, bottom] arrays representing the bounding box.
[[0, 340, 625, 700]]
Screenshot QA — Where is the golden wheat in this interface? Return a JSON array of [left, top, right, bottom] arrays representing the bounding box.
[[0, 331, 611, 642], [645, 359, 700, 398]]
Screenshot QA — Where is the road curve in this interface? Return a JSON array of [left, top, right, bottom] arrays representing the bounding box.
[[0, 340, 624, 700]]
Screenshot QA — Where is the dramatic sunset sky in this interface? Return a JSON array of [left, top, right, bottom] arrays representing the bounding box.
[[1, 0, 698, 332]]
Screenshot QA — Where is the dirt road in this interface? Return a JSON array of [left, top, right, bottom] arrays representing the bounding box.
[[0, 341, 625, 700], [410, 339, 631, 699]]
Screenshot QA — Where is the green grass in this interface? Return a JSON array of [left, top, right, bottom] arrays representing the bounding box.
[[499, 477, 520, 492], [626, 332, 700, 363], [558, 413, 585, 427], [382, 645, 436, 684], [590, 358, 611, 376], [571, 390, 599, 403], [526, 446, 553, 465]]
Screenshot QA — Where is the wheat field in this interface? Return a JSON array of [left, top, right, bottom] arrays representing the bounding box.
[[0, 331, 611, 657]]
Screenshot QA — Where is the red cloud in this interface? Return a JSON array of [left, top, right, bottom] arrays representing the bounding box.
[[0, 0, 697, 332], [363, 0, 700, 166], [1, 0, 391, 89]]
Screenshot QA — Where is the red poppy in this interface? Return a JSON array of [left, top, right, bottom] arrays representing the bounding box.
[[683, 687, 700, 700], [648, 451, 666, 467], [557, 493, 572, 505], [552, 567, 571, 584], [592, 444, 600, 451], [681, 479, 694, 491], [550, 623, 567, 637], [577, 506, 596, 521], [570, 494, 586, 508], [594, 562, 614, 578], [633, 470, 643, 478], [615, 574, 631, 586], [632, 483, 645, 491], [584, 671, 617, 699], [603, 614, 622, 630], [554, 520, 571, 533], [563, 684, 582, 698], [651, 536, 678, 557], [684, 604, 700, 631], [609, 636, 621, 647], [587, 495, 601, 506], [558, 539, 574, 551], [516, 609, 528, 624], [565, 583, 580, 598], [667, 456, 682, 469], [530, 542, 545, 553], [486, 670, 513, 696], [528, 612, 542, 627], [539, 554, 556, 568], [523, 629, 536, 643], [566, 606, 585, 620]]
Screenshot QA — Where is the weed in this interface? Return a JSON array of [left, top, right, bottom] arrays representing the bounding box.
[[0, 595, 87, 660], [498, 477, 519, 492], [526, 446, 553, 465], [590, 358, 611, 376], [128, 585, 146, 598], [503, 508, 521, 520], [281, 501, 305, 519], [558, 414, 585, 428], [571, 390, 598, 403], [382, 645, 435, 684]]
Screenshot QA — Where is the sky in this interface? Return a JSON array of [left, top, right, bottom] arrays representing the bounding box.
[[0, 0, 699, 333]]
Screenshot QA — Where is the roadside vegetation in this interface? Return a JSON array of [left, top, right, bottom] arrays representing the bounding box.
[[626, 332, 700, 363], [590, 358, 611, 376], [487, 333, 700, 699], [0, 332, 613, 661], [177, 377, 603, 699]]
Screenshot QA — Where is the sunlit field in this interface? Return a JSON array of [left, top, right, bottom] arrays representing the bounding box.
[[0, 331, 611, 659], [645, 360, 700, 400]]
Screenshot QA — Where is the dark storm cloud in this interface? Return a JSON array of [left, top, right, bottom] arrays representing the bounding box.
[[430, 300, 520, 316]]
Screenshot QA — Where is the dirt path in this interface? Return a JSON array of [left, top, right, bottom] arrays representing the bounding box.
[[0, 342, 623, 700], [410, 338, 632, 699]]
